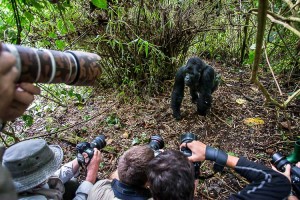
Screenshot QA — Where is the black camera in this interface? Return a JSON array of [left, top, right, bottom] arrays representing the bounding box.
[[148, 135, 165, 156], [180, 133, 200, 179], [76, 135, 106, 165], [272, 152, 300, 196], [272, 153, 300, 182]]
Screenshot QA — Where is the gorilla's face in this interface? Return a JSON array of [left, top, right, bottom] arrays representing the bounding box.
[[184, 58, 203, 87]]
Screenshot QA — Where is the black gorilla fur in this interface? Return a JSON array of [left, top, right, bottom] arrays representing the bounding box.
[[171, 57, 218, 120]]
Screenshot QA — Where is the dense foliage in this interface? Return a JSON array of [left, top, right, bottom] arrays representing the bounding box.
[[0, 0, 299, 113], [1, 0, 299, 93]]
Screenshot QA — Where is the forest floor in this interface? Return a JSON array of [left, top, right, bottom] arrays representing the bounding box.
[[12, 61, 300, 199]]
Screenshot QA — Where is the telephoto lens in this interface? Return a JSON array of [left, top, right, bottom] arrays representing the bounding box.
[[271, 153, 290, 172], [76, 135, 106, 165], [180, 133, 200, 179], [180, 133, 198, 157], [90, 135, 106, 150], [149, 135, 165, 151], [149, 135, 165, 156], [1, 43, 102, 85]]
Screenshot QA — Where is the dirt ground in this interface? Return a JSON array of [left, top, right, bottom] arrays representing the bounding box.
[[8, 62, 300, 199]]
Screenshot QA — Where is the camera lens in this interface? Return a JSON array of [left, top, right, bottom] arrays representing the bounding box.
[[180, 133, 197, 157], [149, 135, 165, 151], [271, 153, 290, 171], [180, 133, 197, 144], [90, 135, 106, 150]]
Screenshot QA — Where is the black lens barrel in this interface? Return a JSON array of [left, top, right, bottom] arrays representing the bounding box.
[[90, 135, 106, 150], [272, 153, 290, 171], [149, 135, 165, 151]]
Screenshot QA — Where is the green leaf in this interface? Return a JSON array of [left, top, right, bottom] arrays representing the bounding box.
[[55, 40, 66, 50], [48, 32, 57, 39], [22, 114, 34, 127], [31, 1, 44, 10], [91, 0, 108, 9], [67, 21, 76, 32], [132, 137, 140, 145], [68, 89, 74, 96], [227, 152, 238, 157], [24, 11, 34, 22], [106, 114, 120, 126], [83, 115, 91, 121], [57, 19, 68, 34], [74, 93, 82, 102], [144, 41, 149, 57]]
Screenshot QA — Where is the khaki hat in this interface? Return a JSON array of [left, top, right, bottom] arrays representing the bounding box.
[[2, 139, 63, 193]]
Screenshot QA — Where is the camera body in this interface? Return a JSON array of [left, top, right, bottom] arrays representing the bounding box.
[[272, 152, 300, 183], [180, 133, 200, 179], [148, 135, 165, 156], [76, 135, 106, 165]]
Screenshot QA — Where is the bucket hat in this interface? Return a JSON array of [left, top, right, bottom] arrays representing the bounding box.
[[2, 139, 63, 193]]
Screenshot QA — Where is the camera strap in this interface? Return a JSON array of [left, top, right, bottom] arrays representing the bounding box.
[[111, 179, 152, 200]]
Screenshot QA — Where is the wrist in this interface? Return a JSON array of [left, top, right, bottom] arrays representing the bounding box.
[[205, 146, 228, 172], [86, 172, 97, 184], [86, 166, 99, 184]]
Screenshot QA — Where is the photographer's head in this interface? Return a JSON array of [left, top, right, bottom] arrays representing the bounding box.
[[118, 145, 154, 186], [147, 150, 195, 200]]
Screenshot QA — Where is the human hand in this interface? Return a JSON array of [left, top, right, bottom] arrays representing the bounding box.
[[180, 141, 206, 162], [86, 148, 102, 184], [3, 83, 40, 121], [0, 52, 18, 120], [271, 164, 292, 182]]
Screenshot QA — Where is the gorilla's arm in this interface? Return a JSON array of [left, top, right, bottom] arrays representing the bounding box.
[[171, 66, 185, 120], [197, 65, 216, 115]]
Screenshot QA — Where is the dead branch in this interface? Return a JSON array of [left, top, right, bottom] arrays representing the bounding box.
[[264, 43, 283, 95]]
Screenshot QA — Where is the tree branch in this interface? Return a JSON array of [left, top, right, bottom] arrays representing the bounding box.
[[264, 43, 283, 95], [250, 0, 268, 83], [284, 89, 300, 107]]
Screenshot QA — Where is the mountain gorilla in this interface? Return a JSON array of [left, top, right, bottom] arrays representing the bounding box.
[[171, 57, 219, 120]]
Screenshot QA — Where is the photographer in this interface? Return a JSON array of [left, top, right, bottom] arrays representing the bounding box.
[[147, 140, 291, 200], [2, 138, 102, 200], [0, 49, 40, 200], [185, 141, 291, 199], [87, 145, 154, 200]]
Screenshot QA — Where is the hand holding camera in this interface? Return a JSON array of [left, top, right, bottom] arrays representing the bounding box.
[[85, 148, 102, 184], [271, 152, 300, 194], [180, 133, 228, 174], [179, 133, 202, 179], [179, 140, 206, 162], [76, 135, 106, 166]]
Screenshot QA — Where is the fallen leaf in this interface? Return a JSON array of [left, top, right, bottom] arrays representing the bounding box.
[[243, 117, 265, 126], [106, 139, 113, 145], [236, 98, 246, 105], [250, 86, 259, 92], [122, 131, 129, 139]]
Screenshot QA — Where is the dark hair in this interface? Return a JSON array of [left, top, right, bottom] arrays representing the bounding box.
[[118, 145, 154, 186], [147, 150, 195, 200]]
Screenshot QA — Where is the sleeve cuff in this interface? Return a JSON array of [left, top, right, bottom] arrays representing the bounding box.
[[76, 180, 94, 196]]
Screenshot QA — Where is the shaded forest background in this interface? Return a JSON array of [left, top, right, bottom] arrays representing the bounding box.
[[0, 0, 299, 199]]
